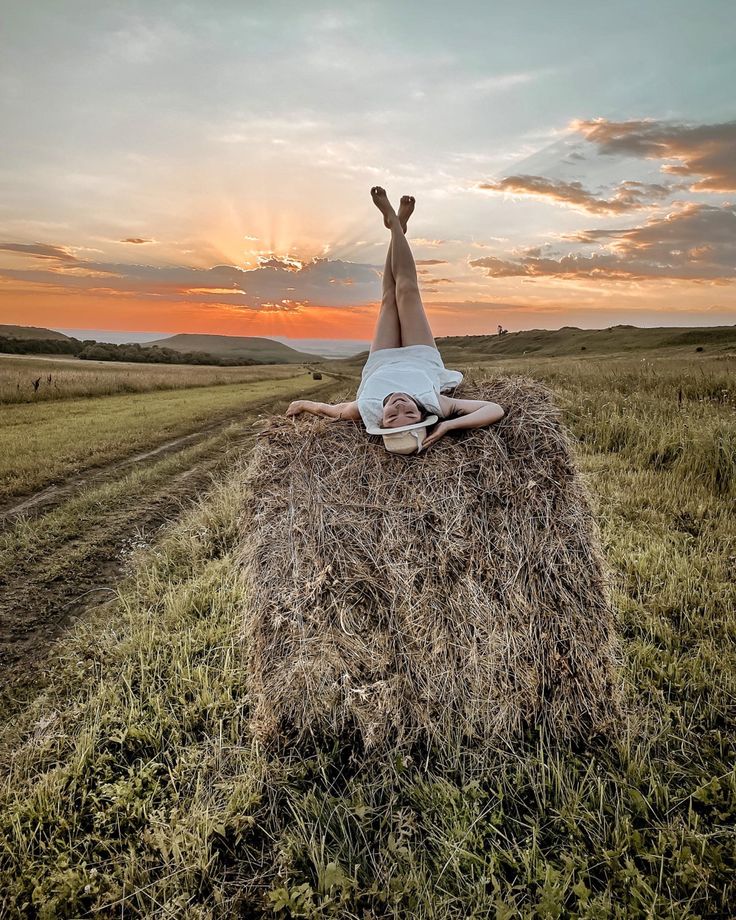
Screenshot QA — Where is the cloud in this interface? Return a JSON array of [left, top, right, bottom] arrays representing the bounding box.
[[256, 255, 302, 271], [427, 299, 736, 330], [0, 242, 78, 262], [120, 237, 154, 244], [470, 238, 509, 248], [422, 69, 555, 108], [478, 175, 673, 214], [462, 70, 551, 94], [416, 258, 449, 265], [574, 118, 736, 192], [215, 114, 330, 145], [0, 244, 384, 309], [469, 204, 736, 283], [100, 16, 192, 65]]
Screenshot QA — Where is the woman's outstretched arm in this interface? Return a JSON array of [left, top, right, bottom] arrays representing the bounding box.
[[421, 396, 505, 450], [286, 399, 361, 421], [443, 396, 505, 425]]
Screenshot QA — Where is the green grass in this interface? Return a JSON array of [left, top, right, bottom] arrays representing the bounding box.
[[0, 417, 254, 589], [0, 373, 329, 500], [338, 325, 736, 365], [0, 413, 270, 721], [0, 353, 734, 917], [0, 354, 310, 404], [434, 325, 736, 361], [465, 355, 736, 497]]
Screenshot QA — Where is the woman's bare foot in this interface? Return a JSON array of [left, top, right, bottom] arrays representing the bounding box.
[[397, 195, 415, 234], [371, 186, 398, 229]]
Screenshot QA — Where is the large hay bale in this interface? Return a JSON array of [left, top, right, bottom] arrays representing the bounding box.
[[238, 375, 624, 757]]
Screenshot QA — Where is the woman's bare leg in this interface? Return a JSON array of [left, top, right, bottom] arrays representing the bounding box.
[[390, 212, 435, 347], [368, 196, 417, 353], [369, 243, 401, 353], [370, 187, 434, 347]]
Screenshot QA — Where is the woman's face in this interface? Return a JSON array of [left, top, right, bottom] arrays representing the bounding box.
[[382, 392, 421, 428]]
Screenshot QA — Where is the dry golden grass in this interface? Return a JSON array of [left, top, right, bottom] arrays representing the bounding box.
[[0, 353, 308, 404]]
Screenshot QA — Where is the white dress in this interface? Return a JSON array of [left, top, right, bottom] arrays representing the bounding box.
[[356, 344, 464, 430]]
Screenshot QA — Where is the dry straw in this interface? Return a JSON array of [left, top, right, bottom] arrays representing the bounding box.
[[238, 375, 624, 762]]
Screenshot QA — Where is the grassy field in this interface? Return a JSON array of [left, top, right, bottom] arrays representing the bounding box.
[[0, 351, 734, 917], [333, 324, 736, 366], [0, 372, 330, 501], [0, 354, 313, 404], [471, 355, 736, 496], [432, 324, 736, 362]]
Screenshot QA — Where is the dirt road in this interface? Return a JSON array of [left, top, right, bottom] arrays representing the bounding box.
[[0, 405, 273, 526], [0, 379, 347, 716]]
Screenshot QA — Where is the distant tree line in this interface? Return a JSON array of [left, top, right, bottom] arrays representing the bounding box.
[[0, 336, 85, 355], [0, 336, 261, 366], [77, 341, 260, 366]]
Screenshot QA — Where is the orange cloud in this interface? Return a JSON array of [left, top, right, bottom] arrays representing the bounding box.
[[0, 246, 383, 311], [0, 242, 78, 261], [0, 286, 382, 339], [478, 175, 672, 214], [4, 282, 735, 341], [470, 204, 736, 283], [574, 118, 736, 192]]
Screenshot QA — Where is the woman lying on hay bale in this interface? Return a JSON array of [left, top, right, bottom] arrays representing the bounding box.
[[286, 187, 505, 455], [245, 189, 624, 757]]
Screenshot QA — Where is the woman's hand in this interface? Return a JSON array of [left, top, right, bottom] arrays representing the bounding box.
[[420, 419, 455, 451], [286, 399, 310, 417]]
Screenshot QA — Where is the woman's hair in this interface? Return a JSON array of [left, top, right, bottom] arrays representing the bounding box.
[[382, 393, 430, 420]]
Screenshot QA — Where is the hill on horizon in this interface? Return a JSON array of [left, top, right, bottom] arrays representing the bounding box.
[[339, 324, 736, 364], [432, 324, 736, 362], [4, 323, 736, 363], [0, 324, 72, 341], [144, 333, 318, 364]]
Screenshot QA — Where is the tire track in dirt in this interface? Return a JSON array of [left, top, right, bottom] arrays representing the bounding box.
[[0, 379, 349, 717], [0, 377, 345, 528]]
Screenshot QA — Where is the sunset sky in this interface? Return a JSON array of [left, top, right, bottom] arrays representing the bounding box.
[[1, 1, 735, 341]]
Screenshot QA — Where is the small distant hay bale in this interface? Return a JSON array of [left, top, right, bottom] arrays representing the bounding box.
[[238, 375, 624, 758]]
